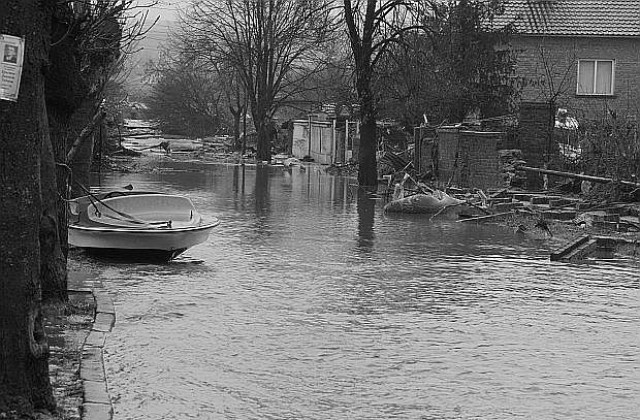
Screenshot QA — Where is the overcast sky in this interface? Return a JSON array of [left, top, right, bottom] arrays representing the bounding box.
[[125, 0, 189, 69]]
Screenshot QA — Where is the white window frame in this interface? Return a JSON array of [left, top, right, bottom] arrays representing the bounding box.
[[576, 59, 615, 96]]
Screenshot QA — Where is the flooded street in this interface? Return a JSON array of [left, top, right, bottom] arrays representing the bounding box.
[[79, 163, 640, 419]]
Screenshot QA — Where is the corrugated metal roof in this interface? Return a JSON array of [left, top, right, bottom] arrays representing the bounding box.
[[494, 0, 640, 37]]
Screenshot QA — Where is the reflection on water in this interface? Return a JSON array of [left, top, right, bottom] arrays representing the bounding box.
[[80, 163, 640, 420], [357, 190, 376, 252], [253, 165, 270, 219]]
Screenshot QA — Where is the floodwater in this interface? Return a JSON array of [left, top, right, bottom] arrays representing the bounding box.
[[79, 162, 640, 419]]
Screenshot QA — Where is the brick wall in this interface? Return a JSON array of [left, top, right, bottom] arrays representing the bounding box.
[[433, 127, 503, 190], [517, 101, 554, 167], [512, 36, 640, 121], [517, 102, 555, 189], [436, 127, 459, 185], [413, 104, 568, 191]]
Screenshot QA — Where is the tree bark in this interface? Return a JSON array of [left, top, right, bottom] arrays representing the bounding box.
[[254, 113, 273, 162], [40, 108, 68, 302], [49, 110, 72, 260], [357, 83, 378, 187], [230, 106, 242, 151], [69, 100, 99, 198], [66, 106, 105, 164], [344, 0, 379, 187], [0, 0, 56, 414], [356, 188, 376, 249], [46, 11, 87, 258]]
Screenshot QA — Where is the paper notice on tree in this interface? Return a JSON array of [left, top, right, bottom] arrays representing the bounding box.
[[0, 34, 25, 102]]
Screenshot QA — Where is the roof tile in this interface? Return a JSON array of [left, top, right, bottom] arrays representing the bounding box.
[[494, 0, 640, 37]]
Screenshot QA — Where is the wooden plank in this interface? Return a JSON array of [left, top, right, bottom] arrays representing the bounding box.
[[518, 166, 640, 189], [457, 211, 514, 223], [550, 235, 591, 261]]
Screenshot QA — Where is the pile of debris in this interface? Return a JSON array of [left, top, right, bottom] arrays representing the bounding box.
[[380, 162, 640, 261]]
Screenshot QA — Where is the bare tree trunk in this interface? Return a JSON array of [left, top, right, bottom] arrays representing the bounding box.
[[356, 188, 376, 249], [344, 0, 379, 188], [66, 106, 106, 164], [230, 106, 242, 151], [50, 112, 72, 259], [46, 12, 88, 258], [353, 54, 378, 187], [40, 91, 68, 302], [242, 109, 248, 155], [357, 86, 378, 187], [255, 115, 273, 162], [0, 0, 56, 414], [69, 101, 98, 198]]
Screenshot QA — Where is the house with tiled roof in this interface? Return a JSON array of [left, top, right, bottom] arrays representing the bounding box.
[[495, 0, 640, 121]]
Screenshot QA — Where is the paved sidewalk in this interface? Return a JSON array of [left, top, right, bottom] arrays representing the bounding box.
[[68, 270, 116, 420]]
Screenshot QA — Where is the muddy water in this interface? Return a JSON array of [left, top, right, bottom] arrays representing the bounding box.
[[81, 163, 639, 419]]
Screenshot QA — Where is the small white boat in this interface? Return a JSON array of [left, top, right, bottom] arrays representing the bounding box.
[[68, 191, 219, 261]]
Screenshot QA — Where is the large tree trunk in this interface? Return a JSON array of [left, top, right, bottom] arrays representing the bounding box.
[[254, 115, 273, 162], [45, 13, 90, 263], [0, 0, 56, 414], [357, 100, 378, 187], [356, 188, 376, 250], [40, 110, 68, 302], [344, 0, 379, 188], [39, 19, 70, 300], [49, 110, 71, 252]]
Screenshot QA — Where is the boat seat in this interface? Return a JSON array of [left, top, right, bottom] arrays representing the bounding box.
[[87, 194, 200, 227]]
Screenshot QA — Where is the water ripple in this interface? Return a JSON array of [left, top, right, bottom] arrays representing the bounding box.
[[92, 166, 640, 420]]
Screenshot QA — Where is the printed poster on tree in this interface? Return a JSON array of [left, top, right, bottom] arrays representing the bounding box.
[[0, 34, 25, 102]]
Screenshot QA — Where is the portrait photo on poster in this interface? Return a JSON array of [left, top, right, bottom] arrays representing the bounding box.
[[3, 44, 18, 64]]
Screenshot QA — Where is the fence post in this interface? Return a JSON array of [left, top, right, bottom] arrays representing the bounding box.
[[332, 119, 337, 164], [308, 116, 312, 157]]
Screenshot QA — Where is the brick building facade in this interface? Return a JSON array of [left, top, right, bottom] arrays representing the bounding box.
[[496, 0, 640, 122], [513, 36, 640, 121]]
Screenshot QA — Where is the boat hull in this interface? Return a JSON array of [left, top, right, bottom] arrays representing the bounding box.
[[80, 247, 189, 262], [68, 192, 219, 261], [69, 223, 217, 249]]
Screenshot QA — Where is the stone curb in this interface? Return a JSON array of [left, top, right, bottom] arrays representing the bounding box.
[[79, 290, 116, 420]]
